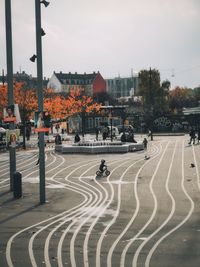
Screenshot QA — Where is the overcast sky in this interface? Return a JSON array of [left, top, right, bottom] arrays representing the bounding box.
[[0, 0, 200, 89]]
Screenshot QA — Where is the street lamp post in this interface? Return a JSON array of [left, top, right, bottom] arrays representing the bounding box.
[[149, 68, 153, 141], [109, 111, 113, 142], [35, 0, 46, 204], [21, 83, 27, 150], [5, 0, 16, 191]]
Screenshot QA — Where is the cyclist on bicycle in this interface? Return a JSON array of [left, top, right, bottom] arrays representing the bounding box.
[[99, 159, 107, 173]]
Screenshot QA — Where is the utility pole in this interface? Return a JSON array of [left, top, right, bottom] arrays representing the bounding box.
[[5, 0, 16, 191], [35, 0, 45, 204], [149, 67, 153, 141]]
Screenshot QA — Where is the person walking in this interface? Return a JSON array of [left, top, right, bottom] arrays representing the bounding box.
[[55, 133, 62, 145], [188, 128, 196, 145], [102, 127, 107, 140], [95, 127, 99, 141], [26, 125, 31, 141], [143, 137, 150, 160], [197, 128, 200, 144], [148, 129, 153, 141], [143, 137, 148, 150]]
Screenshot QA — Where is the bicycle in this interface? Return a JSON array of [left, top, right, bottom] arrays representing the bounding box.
[[96, 167, 110, 177]]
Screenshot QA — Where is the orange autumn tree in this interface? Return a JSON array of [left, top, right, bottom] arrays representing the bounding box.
[[0, 84, 7, 120], [44, 87, 101, 122], [0, 84, 101, 135], [0, 82, 37, 122], [44, 95, 67, 119], [14, 82, 37, 121], [65, 89, 102, 136], [44, 88, 72, 120]]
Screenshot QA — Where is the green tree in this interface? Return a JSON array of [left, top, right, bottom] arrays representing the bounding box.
[[193, 86, 200, 102], [138, 68, 170, 119], [155, 80, 170, 114]]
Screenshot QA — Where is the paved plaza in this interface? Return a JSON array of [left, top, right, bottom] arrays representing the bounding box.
[[0, 135, 200, 267]]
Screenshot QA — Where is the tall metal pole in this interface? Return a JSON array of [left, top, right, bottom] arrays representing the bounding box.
[[149, 67, 153, 141], [5, 0, 16, 191], [110, 117, 113, 142], [35, 0, 45, 204], [109, 110, 113, 142]]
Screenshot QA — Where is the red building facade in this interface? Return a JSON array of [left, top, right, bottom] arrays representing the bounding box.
[[92, 72, 106, 94], [48, 71, 106, 95]]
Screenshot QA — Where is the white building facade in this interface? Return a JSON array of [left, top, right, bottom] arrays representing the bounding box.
[[106, 75, 139, 99]]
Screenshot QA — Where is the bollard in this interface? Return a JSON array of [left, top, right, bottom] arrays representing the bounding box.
[[13, 171, 22, 199]]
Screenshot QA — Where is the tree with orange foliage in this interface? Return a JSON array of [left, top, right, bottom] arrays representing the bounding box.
[[44, 95, 66, 119], [66, 89, 101, 113], [0, 82, 38, 122], [0, 85, 7, 120], [14, 82, 37, 121], [1, 83, 101, 138], [43, 88, 74, 120], [65, 89, 101, 136]]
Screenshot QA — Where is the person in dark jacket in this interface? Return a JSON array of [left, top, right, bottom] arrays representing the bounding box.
[[74, 133, 80, 143], [197, 128, 200, 144], [99, 159, 107, 172], [95, 127, 99, 141], [143, 137, 148, 149], [26, 125, 31, 141], [121, 132, 126, 142], [188, 128, 196, 145], [55, 133, 62, 145]]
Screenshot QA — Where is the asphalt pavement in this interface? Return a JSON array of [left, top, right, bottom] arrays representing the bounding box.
[[0, 134, 200, 267]]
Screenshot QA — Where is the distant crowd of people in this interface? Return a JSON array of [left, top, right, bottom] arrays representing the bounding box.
[[53, 124, 200, 147]]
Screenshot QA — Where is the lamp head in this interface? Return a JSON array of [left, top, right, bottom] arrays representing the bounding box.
[[30, 54, 37, 62], [41, 28, 46, 36], [40, 0, 50, 7]]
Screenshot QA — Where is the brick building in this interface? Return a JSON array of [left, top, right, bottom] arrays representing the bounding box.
[[47, 71, 106, 95], [0, 70, 48, 88]]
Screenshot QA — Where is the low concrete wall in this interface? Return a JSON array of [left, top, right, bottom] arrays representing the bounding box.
[[129, 143, 144, 152], [55, 145, 62, 152], [56, 141, 144, 154]]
